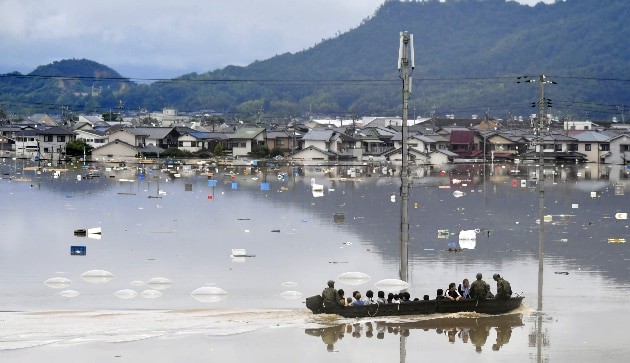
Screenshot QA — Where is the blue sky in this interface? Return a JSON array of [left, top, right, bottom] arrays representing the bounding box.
[[0, 0, 552, 79]]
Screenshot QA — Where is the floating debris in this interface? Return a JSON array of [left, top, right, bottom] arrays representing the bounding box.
[[74, 227, 102, 237], [231, 248, 255, 257], [615, 212, 628, 220], [437, 229, 450, 238], [338, 271, 371, 286], [374, 278, 410, 292], [70, 246, 86, 256], [81, 270, 114, 284], [453, 190, 465, 198], [44, 277, 72, 289], [114, 289, 138, 299], [146, 277, 173, 290], [191, 286, 227, 303], [607, 238, 626, 244], [333, 212, 345, 224], [280, 291, 303, 300], [554, 271, 570, 275], [271, 229, 280, 233], [140, 289, 163, 299], [60, 290, 81, 298], [458, 229, 479, 250]]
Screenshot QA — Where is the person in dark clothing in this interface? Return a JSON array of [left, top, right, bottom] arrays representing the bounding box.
[[445, 282, 462, 301], [470, 273, 491, 300], [493, 273, 512, 300], [436, 288, 446, 300], [321, 280, 341, 308]]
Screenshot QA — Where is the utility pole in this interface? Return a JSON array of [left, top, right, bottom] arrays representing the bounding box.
[[518, 74, 555, 363], [518, 74, 555, 312], [398, 31, 414, 283]]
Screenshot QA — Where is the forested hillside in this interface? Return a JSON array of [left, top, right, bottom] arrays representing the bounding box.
[[1, 0, 628, 122]]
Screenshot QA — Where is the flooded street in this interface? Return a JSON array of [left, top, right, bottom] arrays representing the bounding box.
[[1, 159, 629, 362]]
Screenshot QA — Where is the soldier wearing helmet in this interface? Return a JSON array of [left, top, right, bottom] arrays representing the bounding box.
[[321, 280, 342, 308]]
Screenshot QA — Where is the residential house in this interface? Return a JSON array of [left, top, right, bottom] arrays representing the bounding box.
[[356, 127, 396, 155], [604, 133, 630, 165], [38, 126, 75, 161], [230, 127, 266, 157], [301, 129, 338, 152], [265, 129, 302, 155], [480, 131, 525, 160], [572, 130, 615, 163], [91, 139, 143, 162], [449, 130, 480, 158], [291, 145, 338, 162], [75, 129, 108, 149], [178, 131, 210, 153]]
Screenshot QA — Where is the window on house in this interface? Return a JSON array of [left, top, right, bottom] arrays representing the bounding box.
[[620, 144, 630, 152], [44, 135, 53, 142], [555, 144, 562, 151], [57, 136, 65, 142], [585, 144, 592, 151], [568, 143, 578, 151], [601, 144, 610, 151]]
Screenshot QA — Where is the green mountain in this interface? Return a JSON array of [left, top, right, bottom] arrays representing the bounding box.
[[1, 0, 629, 121]]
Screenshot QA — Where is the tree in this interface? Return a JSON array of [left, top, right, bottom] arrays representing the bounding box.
[[214, 143, 224, 156], [65, 139, 93, 157]]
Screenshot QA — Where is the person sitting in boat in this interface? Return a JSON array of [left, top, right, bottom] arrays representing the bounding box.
[[470, 273, 492, 300], [365, 290, 376, 304], [351, 292, 365, 306], [386, 293, 395, 303], [436, 288, 446, 300], [458, 278, 472, 299], [337, 289, 348, 306], [445, 282, 462, 301], [399, 291, 412, 303], [376, 290, 387, 304], [493, 273, 513, 300], [321, 280, 342, 308]]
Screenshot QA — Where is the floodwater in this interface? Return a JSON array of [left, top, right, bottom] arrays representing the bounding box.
[[1, 158, 629, 362]]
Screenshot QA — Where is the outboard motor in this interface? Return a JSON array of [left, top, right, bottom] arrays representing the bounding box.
[[305, 295, 324, 313]]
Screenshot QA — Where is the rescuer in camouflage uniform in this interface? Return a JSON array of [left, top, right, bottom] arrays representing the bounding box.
[[470, 272, 491, 300], [321, 280, 341, 307], [493, 273, 512, 300]]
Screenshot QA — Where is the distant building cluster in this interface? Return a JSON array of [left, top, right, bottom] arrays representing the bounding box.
[[2, 109, 630, 166]]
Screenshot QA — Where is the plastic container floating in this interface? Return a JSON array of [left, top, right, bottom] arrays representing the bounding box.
[[338, 271, 371, 286], [190, 286, 228, 303]]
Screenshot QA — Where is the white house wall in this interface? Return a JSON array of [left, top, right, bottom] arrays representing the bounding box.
[[92, 142, 138, 162]]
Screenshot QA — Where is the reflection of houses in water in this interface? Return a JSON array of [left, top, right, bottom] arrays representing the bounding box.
[[305, 314, 523, 353]]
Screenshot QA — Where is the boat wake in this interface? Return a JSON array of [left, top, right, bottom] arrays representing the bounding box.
[[0, 309, 313, 351]]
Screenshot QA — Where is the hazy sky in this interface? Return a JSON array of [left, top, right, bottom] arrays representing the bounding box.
[[0, 0, 552, 79]]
